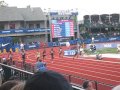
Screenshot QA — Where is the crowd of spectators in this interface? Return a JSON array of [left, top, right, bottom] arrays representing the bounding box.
[[0, 70, 74, 90], [80, 31, 120, 40]]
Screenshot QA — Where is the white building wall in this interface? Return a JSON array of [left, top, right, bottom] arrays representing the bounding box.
[[40, 22, 45, 28], [15, 22, 21, 29]]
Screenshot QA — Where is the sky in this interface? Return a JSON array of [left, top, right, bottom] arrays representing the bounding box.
[[3, 0, 120, 20]]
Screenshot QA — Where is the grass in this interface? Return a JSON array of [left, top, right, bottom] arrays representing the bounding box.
[[97, 48, 117, 54], [85, 48, 118, 55]]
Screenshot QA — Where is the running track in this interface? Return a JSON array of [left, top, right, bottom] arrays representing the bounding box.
[[0, 46, 120, 90]]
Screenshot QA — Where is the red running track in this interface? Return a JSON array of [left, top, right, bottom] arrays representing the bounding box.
[[0, 46, 120, 90]]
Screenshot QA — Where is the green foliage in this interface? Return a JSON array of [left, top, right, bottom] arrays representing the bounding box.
[[13, 37, 20, 43], [0, 0, 8, 7]]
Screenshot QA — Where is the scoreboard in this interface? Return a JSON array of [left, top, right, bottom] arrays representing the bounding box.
[[51, 20, 74, 38]]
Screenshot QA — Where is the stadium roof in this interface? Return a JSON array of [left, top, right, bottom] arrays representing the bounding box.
[[0, 6, 46, 22]]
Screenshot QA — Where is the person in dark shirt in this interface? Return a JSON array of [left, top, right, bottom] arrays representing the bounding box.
[[2, 59, 12, 83], [21, 49, 26, 68], [93, 45, 96, 51], [42, 49, 46, 60], [73, 48, 78, 59], [8, 51, 13, 65], [50, 48, 54, 62], [59, 47, 63, 57]]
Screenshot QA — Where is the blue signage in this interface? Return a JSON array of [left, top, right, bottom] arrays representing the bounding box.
[[86, 42, 120, 49], [0, 29, 50, 35]]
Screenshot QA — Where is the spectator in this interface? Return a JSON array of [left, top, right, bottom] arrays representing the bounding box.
[[0, 80, 20, 90], [8, 51, 13, 65], [11, 82, 25, 90], [82, 81, 95, 90], [112, 85, 120, 90], [2, 59, 12, 83], [35, 57, 47, 72], [24, 70, 73, 90], [2, 57, 7, 63], [21, 49, 26, 68]]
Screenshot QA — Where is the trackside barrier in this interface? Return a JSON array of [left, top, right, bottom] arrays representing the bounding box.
[[1, 36, 120, 52], [64, 50, 76, 56], [0, 62, 114, 90], [0, 62, 81, 90]]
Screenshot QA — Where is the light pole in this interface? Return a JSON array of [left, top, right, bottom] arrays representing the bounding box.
[[89, 15, 92, 33], [108, 14, 112, 34], [75, 8, 80, 39], [48, 8, 53, 42], [44, 8, 52, 42], [43, 9, 48, 43]]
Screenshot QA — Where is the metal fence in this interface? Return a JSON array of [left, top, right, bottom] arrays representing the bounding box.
[[0, 62, 114, 90]]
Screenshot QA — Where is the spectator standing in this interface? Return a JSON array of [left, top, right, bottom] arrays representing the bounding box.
[[8, 51, 13, 65], [21, 49, 26, 68], [82, 81, 95, 90], [35, 57, 47, 72], [2, 59, 12, 83]]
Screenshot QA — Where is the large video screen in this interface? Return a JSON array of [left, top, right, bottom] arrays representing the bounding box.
[[51, 20, 74, 38]]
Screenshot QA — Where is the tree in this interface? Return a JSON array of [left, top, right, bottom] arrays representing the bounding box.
[[0, 0, 8, 7]]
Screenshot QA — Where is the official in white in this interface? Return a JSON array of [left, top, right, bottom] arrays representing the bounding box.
[[66, 41, 70, 47], [117, 45, 120, 53], [20, 43, 24, 50]]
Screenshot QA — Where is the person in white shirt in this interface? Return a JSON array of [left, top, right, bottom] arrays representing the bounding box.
[[2, 57, 6, 62], [20, 43, 24, 50], [66, 41, 70, 49], [117, 45, 120, 53], [92, 37, 95, 44]]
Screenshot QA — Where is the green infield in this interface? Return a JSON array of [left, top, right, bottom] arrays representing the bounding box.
[[85, 48, 118, 55]]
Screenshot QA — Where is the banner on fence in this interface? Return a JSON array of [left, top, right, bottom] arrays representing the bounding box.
[[64, 50, 76, 56], [86, 42, 120, 49]]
